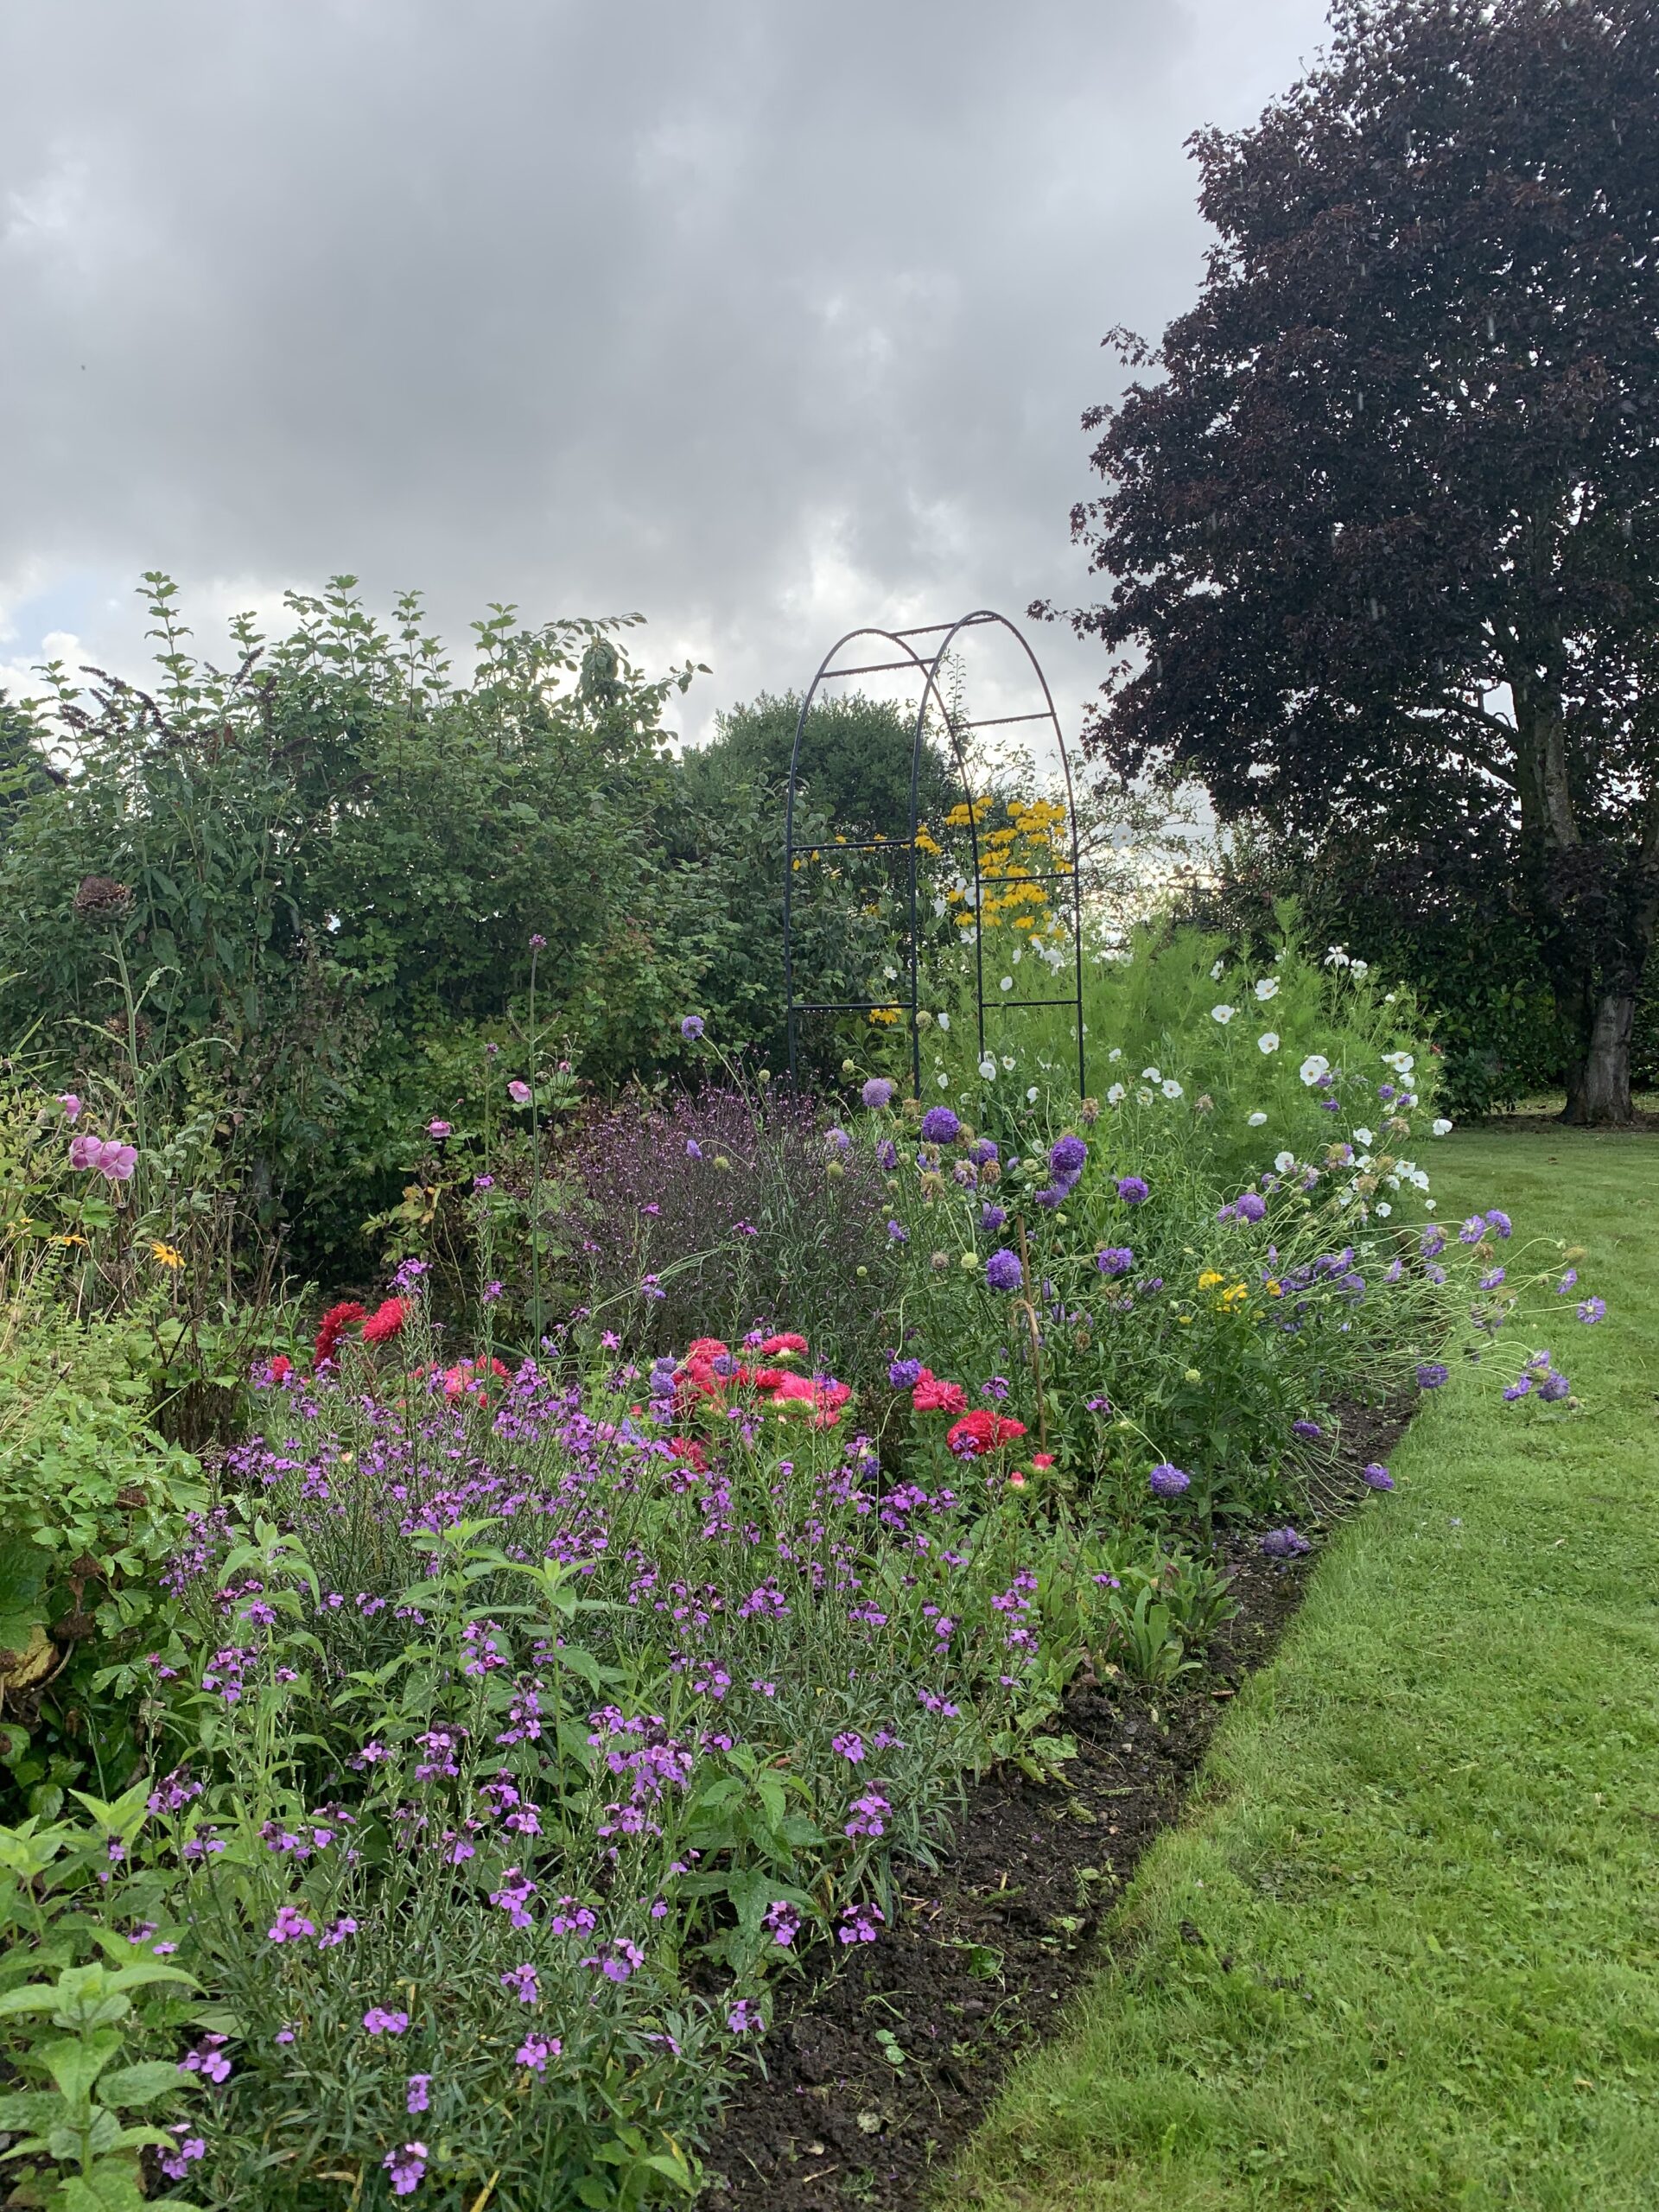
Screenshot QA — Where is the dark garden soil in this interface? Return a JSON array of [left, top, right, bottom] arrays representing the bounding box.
[[705, 1396, 1412, 2211]]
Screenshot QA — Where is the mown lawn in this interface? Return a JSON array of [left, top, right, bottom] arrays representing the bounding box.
[[950, 1130, 1659, 2211]]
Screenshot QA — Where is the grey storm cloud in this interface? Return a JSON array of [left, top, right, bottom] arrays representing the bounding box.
[[1, 0, 1332, 737]]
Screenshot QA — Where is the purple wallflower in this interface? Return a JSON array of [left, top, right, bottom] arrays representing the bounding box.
[[406, 2075, 431, 2115], [1148, 1463, 1191, 1498], [363, 2008, 410, 2036], [861, 1077, 895, 1109], [680, 1014, 705, 1040], [1116, 1175, 1149, 1205], [837, 1901, 886, 1945], [516, 2035, 561, 2071], [499, 1963, 539, 2005], [727, 1998, 764, 2033], [985, 1248, 1023, 1293], [266, 1906, 315, 1944], [1260, 1526, 1311, 1560], [1363, 1464, 1395, 1491], [919, 1106, 961, 1144], [383, 2143, 428, 2197], [1096, 1246, 1134, 1276], [1415, 1362, 1450, 1389], [763, 1900, 802, 1947], [831, 1730, 865, 1764]]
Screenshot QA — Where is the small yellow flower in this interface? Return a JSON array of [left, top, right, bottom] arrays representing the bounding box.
[[54, 1232, 88, 1249], [1197, 1269, 1224, 1290], [150, 1240, 185, 1270]]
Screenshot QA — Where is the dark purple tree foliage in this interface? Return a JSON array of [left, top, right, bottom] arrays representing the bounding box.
[[1044, 0, 1659, 1123]]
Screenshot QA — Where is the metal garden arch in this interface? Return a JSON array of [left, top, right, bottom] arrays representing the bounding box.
[[782, 609, 1086, 1101]]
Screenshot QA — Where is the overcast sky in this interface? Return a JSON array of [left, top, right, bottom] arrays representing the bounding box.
[[1, 0, 1333, 747]]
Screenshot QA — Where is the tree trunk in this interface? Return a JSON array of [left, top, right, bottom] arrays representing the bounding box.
[[1560, 990, 1636, 1125]]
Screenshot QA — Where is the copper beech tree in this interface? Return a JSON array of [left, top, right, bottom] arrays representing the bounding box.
[[1046, 0, 1658, 1122]]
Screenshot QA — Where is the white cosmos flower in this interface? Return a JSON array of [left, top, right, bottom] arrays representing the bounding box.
[[979, 1057, 997, 1081], [1247, 1110, 1268, 1126], [1137, 1088, 1154, 1105], [1000, 976, 1014, 992], [1325, 947, 1351, 968], [1001, 1055, 1015, 1071], [1352, 1126, 1375, 1147], [1211, 958, 1225, 979], [1382, 1051, 1415, 1074], [1211, 1003, 1236, 1025], [1254, 977, 1280, 1001], [1274, 1151, 1296, 1173], [937, 1072, 950, 1089], [938, 1012, 950, 1032], [1300, 1054, 1330, 1085], [1141, 1065, 1160, 1082], [1027, 1086, 1039, 1103], [1108, 1046, 1122, 1062], [1107, 1082, 1127, 1104], [1432, 1116, 1452, 1135], [1376, 1200, 1391, 1217], [1257, 1032, 1281, 1055], [1351, 959, 1369, 976], [1161, 1078, 1184, 1099]]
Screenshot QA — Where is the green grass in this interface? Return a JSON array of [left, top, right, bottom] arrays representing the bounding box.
[[950, 1130, 1659, 2211]]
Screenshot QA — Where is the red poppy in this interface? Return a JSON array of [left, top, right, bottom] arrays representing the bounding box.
[[912, 1374, 969, 1416], [946, 1409, 1028, 1458], [362, 1296, 410, 1345], [315, 1300, 366, 1368]]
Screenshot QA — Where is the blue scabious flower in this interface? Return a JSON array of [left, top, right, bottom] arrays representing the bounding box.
[[1483, 1209, 1512, 1238], [1415, 1362, 1449, 1389], [1292, 1419, 1323, 1440], [888, 1357, 923, 1389], [685, 1139, 702, 1160], [1116, 1175, 1149, 1205], [825, 1127, 850, 1154], [980, 1203, 1007, 1234], [970, 1138, 1000, 1166], [861, 1077, 895, 1110], [1261, 1526, 1311, 1560], [886, 1219, 908, 1243], [1502, 1376, 1532, 1401], [1420, 1225, 1446, 1259], [1147, 1463, 1190, 1498], [1479, 1267, 1506, 1290], [680, 1014, 704, 1041], [985, 1249, 1023, 1293], [1537, 1370, 1571, 1402], [1577, 1296, 1605, 1325], [1049, 1134, 1088, 1179], [1458, 1215, 1486, 1244], [1363, 1463, 1394, 1491], [920, 1107, 961, 1144], [876, 1139, 899, 1171], [1096, 1246, 1134, 1276]]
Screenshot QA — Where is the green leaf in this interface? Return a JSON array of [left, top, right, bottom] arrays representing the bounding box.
[[97, 2060, 190, 2108]]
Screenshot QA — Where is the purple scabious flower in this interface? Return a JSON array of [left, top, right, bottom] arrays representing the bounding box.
[[980, 1202, 1007, 1233], [1096, 1246, 1134, 1276], [1577, 1296, 1605, 1325], [861, 1077, 895, 1110], [887, 1357, 923, 1389], [825, 1127, 850, 1154], [1502, 1376, 1532, 1402], [1033, 1182, 1071, 1210], [1291, 1419, 1322, 1440], [1459, 1215, 1486, 1244], [920, 1106, 961, 1145], [1483, 1209, 1513, 1239], [1261, 1526, 1311, 1560], [1148, 1463, 1190, 1498], [985, 1248, 1023, 1293], [877, 1138, 899, 1170], [685, 1139, 702, 1160], [1555, 1268, 1579, 1294], [1049, 1134, 1088, 1179], [970, 1138, 999, 1166], [1363, 1463, 1394, 1491], [680, 1014, 704, 1040], [1415, 1362, 1450, 1390], [1420, 1226, 1446, 1259], [1537, 1370, 1571, 1402], [887, 1219, 908, 1244], [1479, 1267, 1506, 1291], [1221, 1191, 1267, 1224], [1116, 1176, 1149, 1205]]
